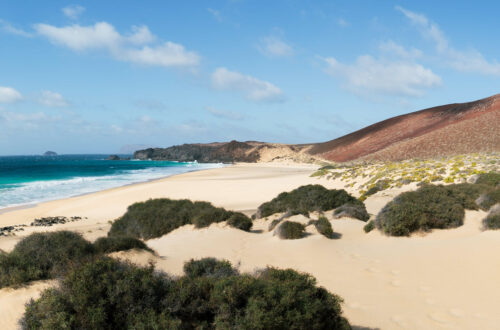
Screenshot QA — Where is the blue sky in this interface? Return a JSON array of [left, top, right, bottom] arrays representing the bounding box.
[[1, 0, 499, 155]]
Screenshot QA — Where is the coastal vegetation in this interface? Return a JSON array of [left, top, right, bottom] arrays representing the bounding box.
[[333, 203, 370, 221], [184, 258, 237, 278], [21, 257, 351, 329], [93, 236, 153, 254], [375, 183, 492, 236], [256, 184, 363, 218], [310, 153, 500, 198], [477, 187, 500, 210], [0, 231, 151, 289], [363, 221, 375, 233], [109, 198, 252, 239], [276, 221, 306, 239], [311, 216, 334, 238]]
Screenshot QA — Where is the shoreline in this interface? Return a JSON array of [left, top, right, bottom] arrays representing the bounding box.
[[0, 163, 227, 216], [0, 162, 319, 228]]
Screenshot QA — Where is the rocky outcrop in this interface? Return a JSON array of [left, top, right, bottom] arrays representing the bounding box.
[[43, 151, 57, 156], [107, 155, 120, 160], [134, 140, 262, 163]]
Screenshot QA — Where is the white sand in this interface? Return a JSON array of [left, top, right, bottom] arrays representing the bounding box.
[[1, 163, 500, 329]]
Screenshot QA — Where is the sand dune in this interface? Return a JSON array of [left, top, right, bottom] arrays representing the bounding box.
[[0, 281, 54, 329], [1, 163, 500, 329]]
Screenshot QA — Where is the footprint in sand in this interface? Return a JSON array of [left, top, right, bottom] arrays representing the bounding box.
[[425, 298, 436, 305], [391, 279, 401, 287], [365, 267, 380, 273], [350, 253, 361, 259], [391, 315, 408, 328], [448, 309, 463, 318], [390, 269, 400, 276], [428, 312, 452, 326]]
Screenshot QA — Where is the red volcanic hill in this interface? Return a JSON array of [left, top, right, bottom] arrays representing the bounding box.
[[309, 94, 500, 162]]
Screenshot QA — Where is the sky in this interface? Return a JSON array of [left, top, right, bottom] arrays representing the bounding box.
[[1, 0, 500, 155]]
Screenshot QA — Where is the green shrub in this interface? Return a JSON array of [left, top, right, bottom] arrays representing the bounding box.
[[226, 212, 253, 231], [257, 184, 362, 218], [184, 258, 237, 278], [334, 203, 370, 221], [268, 219, 281, 231], [475, 172, 500, 187], [93, 236, 152, 254], [364, 179, 391, 197], [211, 267, 351, 329], [22, 257, 173, 329], [109, 198, 249, 239], [376, 185, 466, 236], [192, 207, 233, 228], [22, 257, 351, 329], [363, 221, 375, 233], [476, 188, 500, 210], [483, 212, 500, 230], [0, 231, 94, 289], [313, 216, 334, 238], [276, 221, 306, 239], [445, 183, 491, 210]]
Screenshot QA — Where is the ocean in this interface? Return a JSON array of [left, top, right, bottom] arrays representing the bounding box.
[[0, 155, 223, 209]]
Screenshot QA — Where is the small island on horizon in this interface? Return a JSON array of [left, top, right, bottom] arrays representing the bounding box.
[[42, 151, 57, 156]]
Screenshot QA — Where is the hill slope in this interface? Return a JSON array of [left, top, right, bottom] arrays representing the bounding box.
[[310, 94, 500, 162]]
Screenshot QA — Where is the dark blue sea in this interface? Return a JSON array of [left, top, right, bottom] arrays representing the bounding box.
[[0, 155, 222, 209]]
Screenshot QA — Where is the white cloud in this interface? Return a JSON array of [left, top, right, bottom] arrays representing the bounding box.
[[62, 5, 86, 20], [0, 19, 33, 37], [38, 90, 70, 107], [207, 8, 222, 22], [120, 42, 200, 68], [205, 106, 244, 120], [212, 67, 284, 102], [397, 6, 500, 75], [34, 22, 121, 51], [323, 55, 441, 97], [257, 36, 293, 57], [127, 25, 155, 45], [379, 40, 422, 59], [0, 86, 22, 103], [34, 22, 200, 69]]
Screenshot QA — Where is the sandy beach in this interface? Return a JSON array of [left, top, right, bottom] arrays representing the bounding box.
[[1, 163, 500, 329]]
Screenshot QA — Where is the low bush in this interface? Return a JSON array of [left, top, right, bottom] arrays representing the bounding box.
[[363, 221, 375, 233], [0, 231, 94, 288], [376, 185, 467, 236], [184, 258, 237, 278], [364, 179, 391, 197], [313, 216, 334, 238], [483, 211, 500, 230], [226, 212, 253, 231], [109, 198, 251, 239], [268, 219, 281, 231], [475, 172, 500, 187], [93, 236, 152, 254], [192, 207, 233, 228], [445, 183, 491, 210], [257, 184, 363, 218], [275, 221, 305, 239], [22, 257, 351, 329], [476, 188, 500, 210], [333, 203, 370, 221]]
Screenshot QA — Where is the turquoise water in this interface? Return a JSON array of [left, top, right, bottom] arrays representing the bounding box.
[[0, 155, 223, 209]]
